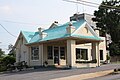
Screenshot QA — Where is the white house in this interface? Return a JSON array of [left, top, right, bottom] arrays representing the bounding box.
[[14, 13, 107, 68]]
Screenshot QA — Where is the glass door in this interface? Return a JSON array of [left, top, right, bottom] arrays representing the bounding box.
[[54, 47, 59, 65]]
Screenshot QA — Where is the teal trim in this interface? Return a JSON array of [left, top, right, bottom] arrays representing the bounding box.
[[72, 34, 102, 40]]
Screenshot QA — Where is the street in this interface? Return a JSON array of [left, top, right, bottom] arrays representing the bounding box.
[[0, 64, 120, 80]]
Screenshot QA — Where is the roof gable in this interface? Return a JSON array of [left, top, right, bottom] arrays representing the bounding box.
[[72, 21, 101, 40]]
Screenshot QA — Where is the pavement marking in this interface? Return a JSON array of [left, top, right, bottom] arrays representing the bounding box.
[[51, 70, 113, 80]]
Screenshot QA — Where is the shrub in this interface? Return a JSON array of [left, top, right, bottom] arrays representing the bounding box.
[[0, 56, 15, 71], [2, 56, 15, 66], [0, 65, 7, 72], [106, 55, 110, 60]]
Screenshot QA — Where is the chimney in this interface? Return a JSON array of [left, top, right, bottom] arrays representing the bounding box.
[[41, 32, 47, 39], [38, 27, 42, 33], [38, 27, 47, 39], [66, 22, 76, 34], [94, 29, 99, 36]]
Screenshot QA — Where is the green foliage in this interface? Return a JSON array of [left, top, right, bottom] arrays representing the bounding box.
[[0, 56, 15, 72], [8, 44, 16, 57], [109, 42, 120, 56], [0, 65, 7, 72], [92, 0, 120, 41], [106, 54, 110, 60], [2, 56, 16, 66], [92, 0, 120, 56], [0, 48, 5, 58]]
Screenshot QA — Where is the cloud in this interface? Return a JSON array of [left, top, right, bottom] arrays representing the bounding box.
[[0, 5, 12, 14]]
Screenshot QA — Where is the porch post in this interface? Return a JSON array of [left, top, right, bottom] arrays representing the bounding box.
[[39, 44, 43, 66], [67, 40, 76, 68], [92, 42, 100, 67]]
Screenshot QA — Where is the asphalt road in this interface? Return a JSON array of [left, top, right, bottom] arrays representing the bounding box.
[[0, 64, 120, 80], [87, 73, 120, 80]]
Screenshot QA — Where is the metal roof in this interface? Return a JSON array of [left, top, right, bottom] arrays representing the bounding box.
[[21, 19, 101, 44]]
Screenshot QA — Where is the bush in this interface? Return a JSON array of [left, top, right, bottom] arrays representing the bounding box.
[[106, 55, 110, 60], [0, 65, 7, 72], [2, 56, 15, 66], [0, 56, 15, 72]]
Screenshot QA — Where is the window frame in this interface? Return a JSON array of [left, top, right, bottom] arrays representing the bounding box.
[[76, 48, 88, 61], [31, 46, 39, 61], [47, 46, 53, 59], [60, 47, 65, 60]]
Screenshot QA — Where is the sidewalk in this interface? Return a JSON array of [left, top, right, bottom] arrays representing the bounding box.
[[51, 70, 113, 80]]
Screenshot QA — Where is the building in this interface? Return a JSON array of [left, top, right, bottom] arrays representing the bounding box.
[[14, 13, 107, 68]]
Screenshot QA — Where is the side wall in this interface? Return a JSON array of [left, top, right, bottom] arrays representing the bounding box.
[[16, 36, 29, 65], [99, 37, 107, 61]]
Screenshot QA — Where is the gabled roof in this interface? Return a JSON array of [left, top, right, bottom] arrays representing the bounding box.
[[21, 31, 35, 43], [20, 19, 102, 45]]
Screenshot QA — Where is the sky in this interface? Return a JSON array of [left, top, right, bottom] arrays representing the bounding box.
[[0, 0, 102, 53]]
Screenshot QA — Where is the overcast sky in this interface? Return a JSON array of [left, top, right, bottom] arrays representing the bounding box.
[[0, 0, 102, 53]]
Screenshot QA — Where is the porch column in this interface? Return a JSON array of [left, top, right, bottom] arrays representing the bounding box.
[[92, 42, 100, 67], [67, 40, 76, 68], [39, 44, 43, 65]]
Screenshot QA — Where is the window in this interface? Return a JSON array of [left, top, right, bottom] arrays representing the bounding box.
[[100, 50, 103, 60], [47, 46, 53, 59], [31, 46, 39, 60], [76, 48, 88, 60], [60, 47, 65, 60], [76, 48, 80, 59]]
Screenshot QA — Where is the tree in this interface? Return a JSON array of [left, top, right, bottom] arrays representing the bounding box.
[[92, 0, 120, 56], [0, 48, 5, 58], [8, 44, 15, 57], [109, 42, 120, 56]]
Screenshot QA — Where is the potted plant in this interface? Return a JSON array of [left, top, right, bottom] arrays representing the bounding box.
[[43, 61, 48, 67], [106, 54, 110, 63]]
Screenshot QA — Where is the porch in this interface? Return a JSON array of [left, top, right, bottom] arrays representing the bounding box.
[[39, 38, 101, 68]]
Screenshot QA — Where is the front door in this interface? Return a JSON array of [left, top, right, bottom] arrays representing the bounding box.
[[54, 47, 59, 65]]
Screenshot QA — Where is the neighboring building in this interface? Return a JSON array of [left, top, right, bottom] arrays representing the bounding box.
[[14, 13, 107, 68], [70, 13, 96, 29]]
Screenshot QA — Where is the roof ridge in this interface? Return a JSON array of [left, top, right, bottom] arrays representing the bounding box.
[[29, 32, 39, 43], [43, 20, 79, 32]]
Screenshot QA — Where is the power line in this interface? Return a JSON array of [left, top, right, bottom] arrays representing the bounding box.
[[77, 0, 99, 6], [63, 0, 120, 10], [63, 0, 98, 8], [0, 20, 41, 26], [77, 0, 120, 10], [0, 24, 17, 38]]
